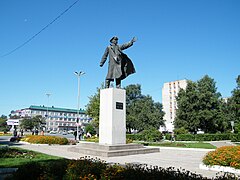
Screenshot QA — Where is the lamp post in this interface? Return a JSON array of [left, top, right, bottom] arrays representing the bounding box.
[[74, 71, 85, 140], [46, 93, 51, 131]]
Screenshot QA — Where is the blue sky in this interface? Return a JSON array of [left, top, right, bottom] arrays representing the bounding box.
[[0, 0, 239, 116]]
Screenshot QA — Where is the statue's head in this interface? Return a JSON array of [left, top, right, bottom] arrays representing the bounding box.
[[110, 36, 118, 45]]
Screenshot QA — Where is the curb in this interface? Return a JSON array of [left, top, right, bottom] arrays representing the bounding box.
[[199, 163, 240, 175]]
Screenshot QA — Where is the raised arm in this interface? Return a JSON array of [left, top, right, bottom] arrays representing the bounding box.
[[119, 37, 137, 50]]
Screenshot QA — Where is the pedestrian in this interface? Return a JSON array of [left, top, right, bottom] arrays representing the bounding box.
[[13, 129, 17, 137], [21, 129, 24, 136], [32, 129, 34, 135], [171, 132, 175, 142], [35, 129, 39, 135], [74, 130, 77, 140], [40, 130, 44, 136], [100, 36, 137, 88]]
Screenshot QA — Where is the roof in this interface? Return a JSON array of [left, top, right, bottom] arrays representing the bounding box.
[[29, 105, 85, 114]]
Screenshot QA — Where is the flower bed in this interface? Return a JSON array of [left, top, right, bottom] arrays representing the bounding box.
[[21, 135, 68, 145], [203, 146, 240, 169]]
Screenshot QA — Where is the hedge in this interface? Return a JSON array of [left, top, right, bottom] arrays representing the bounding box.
[[164, 133, 240, 142]]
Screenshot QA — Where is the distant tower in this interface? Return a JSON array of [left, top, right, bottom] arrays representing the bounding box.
[[162, 79, 187, 132]]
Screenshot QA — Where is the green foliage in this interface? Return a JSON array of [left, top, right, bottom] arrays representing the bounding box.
[[65, 157, 107, 179], [174, 133, 231, 141], [85, 85, 102, 128], [0, 147, 63, 168], [85, 124, 96, 135], [228, 75, 240, 133], [175, 75, 229, 134], [141, 128, 163, 142], [231, 133, 240, 142], [20, 115, 45, 130], [174, 127, 188, 134], [4, 153, 240, 179], [126, 133, 144, 141], [125, 84, 165, 132], [0, 115, 9, 132]]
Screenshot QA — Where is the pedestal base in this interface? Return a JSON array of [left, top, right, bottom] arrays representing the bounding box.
[[99, 88, 126, 145], [68, 142, 160, 157]]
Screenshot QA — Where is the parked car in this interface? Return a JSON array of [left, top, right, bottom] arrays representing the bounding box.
[[62, 131, 67, 135], [68, 130, 74, 134], [49, 131, 57, 134]]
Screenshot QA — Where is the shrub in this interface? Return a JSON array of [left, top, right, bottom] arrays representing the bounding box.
[[176, 133, 232, 141], [8, 156, 240, 179], [22, 135, 68, 145], [126, 133, 144, 141], [65, 157, 107, 179], [203, 146, 240, 169], [141, 128, 163, 142], [231, 133, 240, 142], [174, 127, 188, 135]]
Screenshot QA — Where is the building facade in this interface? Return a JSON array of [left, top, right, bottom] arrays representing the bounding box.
[[162, 79, 187, 132], [9, 105, 92, 132]]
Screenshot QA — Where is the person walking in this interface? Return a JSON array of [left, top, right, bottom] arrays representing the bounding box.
[[74, 130, 77, 140]]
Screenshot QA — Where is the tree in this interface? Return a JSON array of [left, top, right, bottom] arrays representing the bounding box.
[[228, 75, 240, 132], [20, 115, 45, 130], [125, 84, 165, 133], [175, 75, 226, 133], [85, 85, 102, 128], [174, 81, 200, 133], [0, 115, 9, 132]]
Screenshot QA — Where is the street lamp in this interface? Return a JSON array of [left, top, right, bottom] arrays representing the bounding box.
[[46, 93, 51, 131], [74, 71, 85, 140]]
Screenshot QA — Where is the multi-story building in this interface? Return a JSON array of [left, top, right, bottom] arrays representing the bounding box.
[[162, 79, 188, 132], [9, 105, 92, 132]]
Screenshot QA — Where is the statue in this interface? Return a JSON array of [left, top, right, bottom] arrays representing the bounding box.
[[100, 36, 137, 88]]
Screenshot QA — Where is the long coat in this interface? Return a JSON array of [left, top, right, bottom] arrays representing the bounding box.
[[100, 41, 136, 81]]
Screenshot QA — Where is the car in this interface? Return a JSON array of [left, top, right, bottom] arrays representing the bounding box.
[[67, 130, 74, 134], [49, 131, 57, 134], [62, 131, 67, 135]]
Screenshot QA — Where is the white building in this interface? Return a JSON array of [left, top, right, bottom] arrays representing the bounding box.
[[162, 79, 188, 132], [9, 105, 92, 132]]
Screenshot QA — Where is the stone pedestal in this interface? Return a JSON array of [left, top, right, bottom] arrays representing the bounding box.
[[99, 88, 126, 145], [68, 88, 160, 157]]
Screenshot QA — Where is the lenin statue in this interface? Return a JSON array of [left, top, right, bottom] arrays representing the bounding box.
[[100, 36, 137, 88]]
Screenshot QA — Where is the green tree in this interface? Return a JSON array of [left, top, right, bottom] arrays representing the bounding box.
[[125, 84, 165, 133], [228, 75, 240, 132], [197, 75, 222, 133], [175, 75, 225, 133], [174, 81, 199, 133], [85, 85, 102, 128], [20, 115, 45, 130], [0, 115, 9, 132], [20, 118, 35, 130]]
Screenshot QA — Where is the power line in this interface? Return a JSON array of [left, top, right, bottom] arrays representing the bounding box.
[[1, 0, 80, 58]]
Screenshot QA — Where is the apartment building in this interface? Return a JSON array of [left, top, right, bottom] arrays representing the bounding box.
[[9, 105, 92, 131], [162, 79, 187, 132]]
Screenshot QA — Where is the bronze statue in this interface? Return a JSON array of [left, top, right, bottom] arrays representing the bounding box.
[[100, 36, 137, 88]]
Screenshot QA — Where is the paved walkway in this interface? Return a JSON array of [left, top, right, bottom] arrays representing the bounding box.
[[9, 143, 217, 178], [1, 137, 239, 179]]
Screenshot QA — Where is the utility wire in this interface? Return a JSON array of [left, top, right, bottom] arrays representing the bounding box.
[[1, 0, 80, 58]]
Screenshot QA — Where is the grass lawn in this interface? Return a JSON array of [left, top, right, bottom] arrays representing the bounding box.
[[137, 141, 216, 149], [0, 147, 63, 168]]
